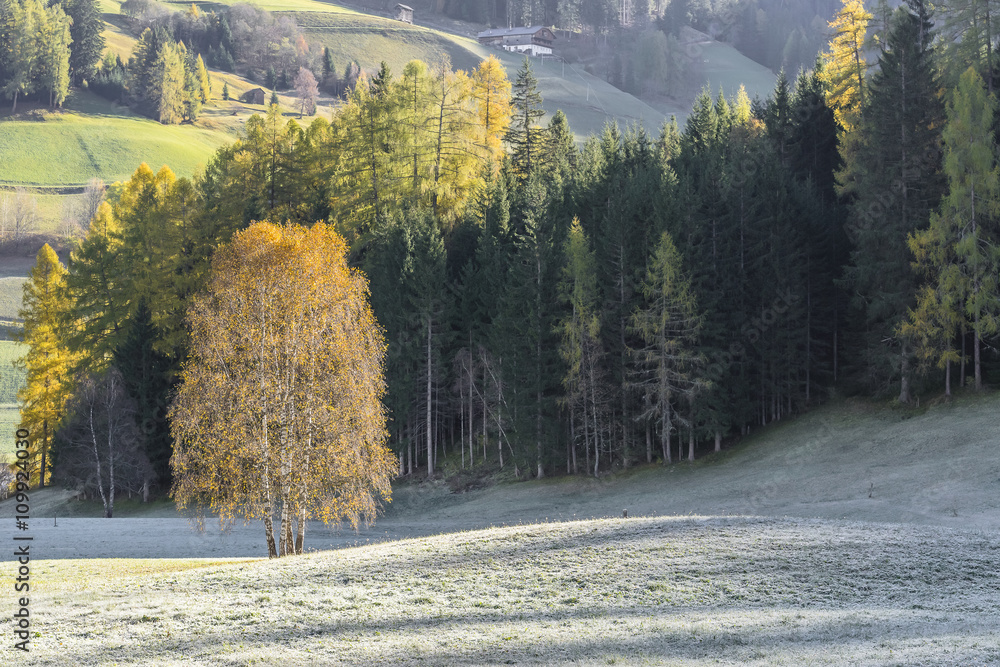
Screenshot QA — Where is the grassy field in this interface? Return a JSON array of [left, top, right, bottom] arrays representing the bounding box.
[[3, 516, 999, 665], [0, 341, 25, 402], [0, 405, 19, 457], [0, 390, 998, 663], [0, 91, 232, 188], [686, 31, 778, 103], [0, 341, 25, 456], [0, 276, 24, 323]]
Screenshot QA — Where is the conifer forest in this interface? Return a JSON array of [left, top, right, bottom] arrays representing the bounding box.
[[10, 0, 1000, 501]]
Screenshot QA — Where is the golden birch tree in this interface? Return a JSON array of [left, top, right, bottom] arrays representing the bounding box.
[[169, 222, 395, 557]]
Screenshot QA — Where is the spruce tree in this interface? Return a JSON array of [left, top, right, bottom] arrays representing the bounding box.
[[507, 57, 547, 182], [841, 0, 944, 401], [112, 299, 173, 494], [65, 0, 106, 84]]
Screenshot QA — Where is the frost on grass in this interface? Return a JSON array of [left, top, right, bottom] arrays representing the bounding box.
[[9, 516, 1000, 666]]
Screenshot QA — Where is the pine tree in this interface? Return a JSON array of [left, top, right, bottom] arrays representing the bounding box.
[[65, 0, 106, 85], [112, 298, 173, 495], [841, 0, 944, 401], [3, 0, 41, 113], [66, 202, 129, 368], [496, 175, 560, 478], [507, 57, 547, 181], [39, 2, 72, 109], [17, 244, 75, 488]]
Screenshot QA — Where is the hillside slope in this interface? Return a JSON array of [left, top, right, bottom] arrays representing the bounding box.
[[393, 392, 1000, 532], [5, 391, 999, 554]]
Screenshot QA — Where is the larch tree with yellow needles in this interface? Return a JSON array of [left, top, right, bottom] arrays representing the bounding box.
[[169, 222, 395, 557], [17, 244, 76, 488]]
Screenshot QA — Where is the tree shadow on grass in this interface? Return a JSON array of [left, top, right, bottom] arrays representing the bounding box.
[[44, 602, 1000, 666]]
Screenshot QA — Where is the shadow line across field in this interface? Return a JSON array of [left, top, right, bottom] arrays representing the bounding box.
[[44, 601, 1000, 665]]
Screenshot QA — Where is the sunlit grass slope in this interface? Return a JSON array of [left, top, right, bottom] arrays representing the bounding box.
[[0, 91, 231, 187]]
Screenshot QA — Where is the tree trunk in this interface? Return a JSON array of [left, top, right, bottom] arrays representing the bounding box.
[[427, 316, 433, 476], [714, 430, 721, 453], [945, 357, 951, 398], [295, 506, 306, 554], [974, 327, 982, 391], [41, 418, 48, 488], [898, 344, 911, 404], [662, 402, 671, 464], [646, 420, 652, 464]]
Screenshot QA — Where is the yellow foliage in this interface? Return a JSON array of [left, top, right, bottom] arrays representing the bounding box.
[[169, 222, 395, 557], [821, 0, 872, 134], [17, 244, 77, 487], [473, 55, 512, 163]]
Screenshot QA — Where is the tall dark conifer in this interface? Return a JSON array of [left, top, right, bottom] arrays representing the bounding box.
[[112, 299, 172, 495], [507, 57, 547, 182], [841, 0, 944, 401], [65, 0, 106, 84]]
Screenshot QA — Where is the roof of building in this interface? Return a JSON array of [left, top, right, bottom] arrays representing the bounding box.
[[396, 3, 413, 10], [476, 26, 549, 39]]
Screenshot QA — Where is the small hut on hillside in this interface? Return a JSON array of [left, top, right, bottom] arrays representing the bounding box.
[[241, 87, 267, 105], [395, 4, 413, 23]]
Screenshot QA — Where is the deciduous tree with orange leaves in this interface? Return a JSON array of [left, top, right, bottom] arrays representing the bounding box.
[[169, 221, 395, 557]]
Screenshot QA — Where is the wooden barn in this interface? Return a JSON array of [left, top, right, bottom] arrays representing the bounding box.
[[395, 3, 413, 23], [241, 87, 267, 105]]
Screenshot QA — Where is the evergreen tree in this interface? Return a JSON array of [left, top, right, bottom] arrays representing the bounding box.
[[496, 175, 561, 478], [507, 57, 547, 182], [66, 202, 129, 368], [65, 0, 106, 85], [38, 2, 72, 108], [3, 0, 41, 113], [112, 299, 173, 494], [841, 0, 945, 401]]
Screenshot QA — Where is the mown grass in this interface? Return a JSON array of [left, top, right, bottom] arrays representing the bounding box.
[[0, 91, 231, 187], [0, 405, 19, 458], [0, 340, 25, 401], [0, 340, 23, 459], [4, 516, 999, 665], [697, 38, 780, 102], [0, 341, 25, 456], [0, 277, 24, 322]]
